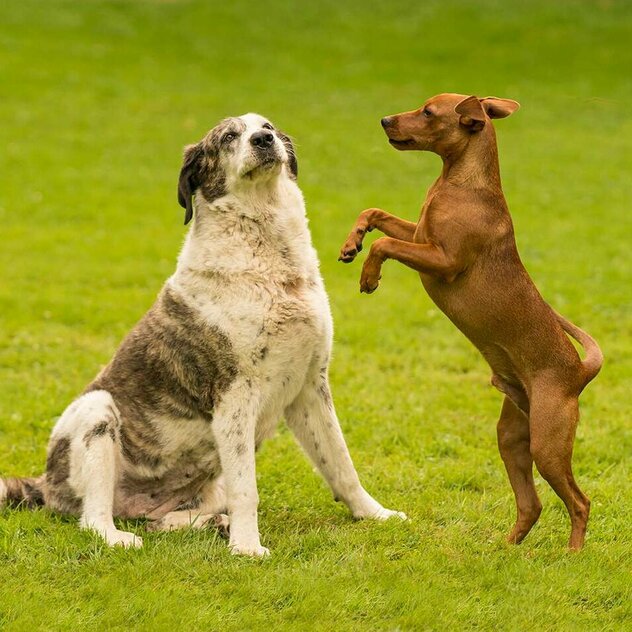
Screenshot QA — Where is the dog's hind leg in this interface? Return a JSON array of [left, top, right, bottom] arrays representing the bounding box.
[[148, 512, 230, 536], [497, 396, 542, 544], [47, 390, 142, 548], [528, 389, 590, 550], [147, 476, 229, 536], [285, 368, 406, 521]]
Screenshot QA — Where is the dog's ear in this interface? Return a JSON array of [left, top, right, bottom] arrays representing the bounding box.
[[178, 143, 204, 225], [455, 96, 487, 132], [278, 131, 298, 179], [480, 97, 520, 119]]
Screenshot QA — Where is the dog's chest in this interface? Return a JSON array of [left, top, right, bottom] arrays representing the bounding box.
[[182, 214, 329, 370], [204, 273, 327, 368]]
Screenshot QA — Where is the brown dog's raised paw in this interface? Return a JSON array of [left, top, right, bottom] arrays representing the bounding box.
[[338, 241, 363, 263], [360, 256, 382, 293], [360, 278, 380, 294], [359, 273, 381, 293]]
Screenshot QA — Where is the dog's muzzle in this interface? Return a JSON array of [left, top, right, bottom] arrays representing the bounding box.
[[250, 131, 274, 149], [250, 131, 281, 168], [244, 133, 282, 176]]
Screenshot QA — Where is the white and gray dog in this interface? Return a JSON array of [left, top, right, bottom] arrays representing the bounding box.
[[0, 114, 404, 556]]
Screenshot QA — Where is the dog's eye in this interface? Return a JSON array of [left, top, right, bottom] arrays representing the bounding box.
[[222, 132, 237, 143], [262, 123, 274, 130], [423, 108, 433, 118]]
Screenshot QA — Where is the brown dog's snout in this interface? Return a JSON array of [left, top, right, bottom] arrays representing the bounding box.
[[381, 117, 394, 129]]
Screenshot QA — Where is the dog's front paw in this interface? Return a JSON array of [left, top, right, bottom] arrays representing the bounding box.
[[105, 529, 144, 548], [370, 508, 408, 521], [338, 236, 363, 263], [360, 257, 382, 293], [230, 542, 270, 558], [351, 496, 408, 521]]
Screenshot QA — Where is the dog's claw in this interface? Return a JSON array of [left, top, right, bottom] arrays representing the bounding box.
[[230, 543, 270, 558], [360, 273, 381, 294], [104, 530, 143, 548], [339, 233, 366, 263], [339, 247, 359, 263], [373, 509, 407, 521]]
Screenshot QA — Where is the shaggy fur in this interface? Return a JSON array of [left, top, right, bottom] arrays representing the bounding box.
[[1, 113, 404, 556]]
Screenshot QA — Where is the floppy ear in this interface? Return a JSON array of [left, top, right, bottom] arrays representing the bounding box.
[[454, 95, 487, 132], [277, 131, 298, 179], [480, 97, 520, 119], [177, 143, 204, 225]]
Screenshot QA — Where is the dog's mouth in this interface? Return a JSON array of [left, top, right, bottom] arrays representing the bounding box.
[[388, 138, 415, 148], [259, 156, 278, 167], [244, 155, 281, 178]]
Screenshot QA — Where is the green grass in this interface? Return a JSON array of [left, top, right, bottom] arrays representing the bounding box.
[[1, 0, 631, 629]]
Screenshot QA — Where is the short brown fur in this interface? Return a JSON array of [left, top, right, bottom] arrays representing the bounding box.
[[339, 92, 603, 550]]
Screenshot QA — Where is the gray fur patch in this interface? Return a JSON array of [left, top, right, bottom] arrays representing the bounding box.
[[115, 449, 221, 520], [179, 118, 249, 223], [175, 496, 202, 511], [2, 476, 45, 508], [85, 287, 238, 470], [83, 420, 116, 447], [45, 437, 82, 515], [277, 130, 298, 179], [317, 368, 333, 409]]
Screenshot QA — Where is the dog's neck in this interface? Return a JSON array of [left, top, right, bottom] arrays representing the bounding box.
[[174, 175, 317, 283], [438, 126, 503, 190], [221, 175, 298, 221]]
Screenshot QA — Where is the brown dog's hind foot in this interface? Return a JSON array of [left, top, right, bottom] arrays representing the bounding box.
[[567, 497, 590, 551], [505, 503, 542, 545]]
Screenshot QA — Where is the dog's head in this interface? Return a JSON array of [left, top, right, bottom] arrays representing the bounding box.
[[380, 93, 520, 157], [178, 113, 298, 224]]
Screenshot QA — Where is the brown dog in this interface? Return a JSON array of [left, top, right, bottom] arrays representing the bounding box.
[[339, 93, 603, 550]]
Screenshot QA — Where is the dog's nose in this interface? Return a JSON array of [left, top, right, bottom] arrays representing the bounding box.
[[381, 117, 393, 129], [250, 131, 274, 149]]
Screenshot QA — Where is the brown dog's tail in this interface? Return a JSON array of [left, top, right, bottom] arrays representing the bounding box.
[[554, 311, 603, 386], [0, 475, 46, 509]]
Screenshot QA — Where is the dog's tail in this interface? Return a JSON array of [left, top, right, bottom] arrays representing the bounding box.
[[554, 310, 603, 387], [0, 474, 46, 509]]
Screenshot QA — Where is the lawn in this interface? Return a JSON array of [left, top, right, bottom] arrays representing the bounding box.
[[0, 0, 630, 629]]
